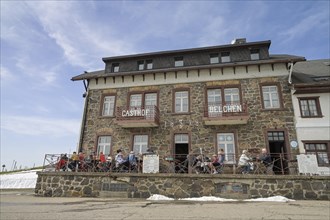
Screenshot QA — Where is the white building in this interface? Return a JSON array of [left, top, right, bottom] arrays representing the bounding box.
[[291, 59, 330, 175]]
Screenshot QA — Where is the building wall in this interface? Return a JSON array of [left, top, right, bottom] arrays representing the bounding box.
[[35, 172, 330, 200], [292, 92, 330, 174], [80, 65, 297, 160]]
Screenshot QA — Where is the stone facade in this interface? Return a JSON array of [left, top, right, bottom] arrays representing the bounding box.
[[81, 75, 297, 163], [35, 172, 330, 200]]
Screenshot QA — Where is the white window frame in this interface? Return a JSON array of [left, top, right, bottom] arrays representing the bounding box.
[[174, 57, 184, 67], [133, 135, 148, 154], [221, 52, 230, 63], [175, 134, 189, 143], [97, 136, 111, 156], [146, 60, 153, 69], [112, 63, 119, 72], [145, 93, 157, 107], [175, 91, 189, 113], [224, 88, 240, 104], [210, 53, 219, 64], [250, 50, 260, 60], [262, 85, 280, 109], [102, 96, 115, 116], [130, 94, 142, 108], [217, 133, 236, 164]]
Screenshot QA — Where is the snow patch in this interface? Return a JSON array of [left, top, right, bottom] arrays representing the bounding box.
[[244, 196, 295, 202], [0, 170, 40, 189], [147, 194, 175, 201]]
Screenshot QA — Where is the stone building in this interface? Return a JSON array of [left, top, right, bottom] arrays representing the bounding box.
[[290, 59, 330, 175], [72, 38, 305, 174]]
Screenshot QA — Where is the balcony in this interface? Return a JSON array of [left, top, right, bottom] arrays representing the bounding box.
[[116, 105, 160, 128], [203, 102, 249, 125]]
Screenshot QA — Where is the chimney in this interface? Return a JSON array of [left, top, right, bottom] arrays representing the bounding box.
[[231, 38, 247, 44]]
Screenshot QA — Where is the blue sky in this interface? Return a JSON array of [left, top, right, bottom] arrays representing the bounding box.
[[1, 0, 329, 170]]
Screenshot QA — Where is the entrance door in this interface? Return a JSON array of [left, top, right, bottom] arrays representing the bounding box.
[[174, 134, 189, 173], [267, 131, 288, 174]]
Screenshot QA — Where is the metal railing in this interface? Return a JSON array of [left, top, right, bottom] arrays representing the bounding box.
[[42, 152, 313, 175]]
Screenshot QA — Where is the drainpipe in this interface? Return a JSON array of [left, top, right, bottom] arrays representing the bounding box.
[[78, 79, 89, 153], [288, 62, 294, 84]]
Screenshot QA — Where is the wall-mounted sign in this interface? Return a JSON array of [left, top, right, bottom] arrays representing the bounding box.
[[143, 154, 159, 173], [208, 104, 243, 113], [122, 108, 150, 117], [290, 140, 298, 148]]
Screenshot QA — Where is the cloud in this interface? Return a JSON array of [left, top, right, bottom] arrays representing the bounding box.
[[279, 6, 329, 42], [25, 1, 134, 70], [1, 115, 80, 137], [0, 66, 16, 82]]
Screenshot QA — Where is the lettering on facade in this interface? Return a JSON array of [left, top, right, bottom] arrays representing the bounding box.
[[122, 108, 150, 117], [164, 120, 199, 128], [208, 104, 243, 113]]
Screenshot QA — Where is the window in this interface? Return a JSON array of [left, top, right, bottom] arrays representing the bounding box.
[[250, 49, 260, 60], [137, 61, 144, 70], [304, 143, 329, 166], [175, 134, 189, 143], [97, 136, 111, 156], [262, 85, 280, 109], [175, 90, 189, 113], [145, 93, 157, 107], [174, 57, 184, 67], [206, 87, 241, 117], [129, 94, 142, 108], [112, 63, 119, 72], [298, 97, 322, 117], [221, 52, 231, 63], [267, 131, 285, 141], [102, 96, 115, 116], [210, 53, 219, 64], [146, 60, 153, 69], [224, 88, 240, 104], [217, 133, 236, 164], [133, 135, 148, 154]]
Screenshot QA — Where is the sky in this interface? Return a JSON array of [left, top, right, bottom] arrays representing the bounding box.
[[1, 0, 329, 170]]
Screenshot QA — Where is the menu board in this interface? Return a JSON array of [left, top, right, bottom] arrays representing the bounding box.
[[143, 154, 159, 173], [297, 154, 318, 175]]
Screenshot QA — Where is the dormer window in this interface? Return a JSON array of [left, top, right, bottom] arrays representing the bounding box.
[[146, 60, 153, 69], [221, 52, 231, 63], [250, 49, 260, 60], [174, 56, 184, 67], [138, 61, 144, 70], [210, 53, 219, 64], [112, 63, 120, 72]]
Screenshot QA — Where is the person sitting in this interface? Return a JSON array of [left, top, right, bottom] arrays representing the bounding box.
[[56, 154, 68, 171], [115, 149, 129, 171], [238, 150, 252, 174], [128, 151, 138, 171], [213, 149, 226, 174], [258, 148, 273, 175], [78, 152, 85, 171], [209, 154, 219, 174], [96, 152, 107, 172], [68, 152, 79, 171]]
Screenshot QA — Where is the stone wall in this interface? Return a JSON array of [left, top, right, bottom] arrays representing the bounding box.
[[81, 76, 297, 160], [35, 172, 330, 200]]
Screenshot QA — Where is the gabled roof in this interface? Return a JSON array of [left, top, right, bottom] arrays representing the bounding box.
[[292, 59, 330, 94], [292, 59, 330, 84]]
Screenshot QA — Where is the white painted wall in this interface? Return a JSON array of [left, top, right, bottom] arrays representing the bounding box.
[[88, 63, 288, 90], [292, 91, 330, 175]]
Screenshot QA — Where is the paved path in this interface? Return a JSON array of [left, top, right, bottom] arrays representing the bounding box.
[[1, 189, 329, 220]]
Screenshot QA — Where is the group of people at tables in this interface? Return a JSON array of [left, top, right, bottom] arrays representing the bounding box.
[[56, 149, 142, 172], [55, 147, 272, 174], [238, 148, 273, 174]]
